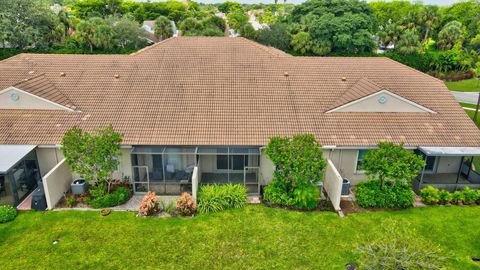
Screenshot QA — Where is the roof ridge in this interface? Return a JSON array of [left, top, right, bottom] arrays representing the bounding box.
[[130, 36, 177, 56], [381, 56, 444, 84], [237, 37, 292, 58]]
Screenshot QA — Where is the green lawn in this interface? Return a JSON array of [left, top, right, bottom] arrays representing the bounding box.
[[1, 206, 480, 269], [446, 79, 480, 92]]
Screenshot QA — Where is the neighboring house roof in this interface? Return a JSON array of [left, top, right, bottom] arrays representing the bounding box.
[[0, 37, 479, 147]]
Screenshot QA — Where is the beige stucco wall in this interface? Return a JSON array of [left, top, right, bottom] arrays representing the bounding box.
[[36, 147, 64, 176], [0, 88, 65, 110], [333, 91, 428, 113], [42, 159, 73, 209], [260, 149, 274, 185], [436, 156, 462, 174], [200, 155, 216, 172], [325, 149, 367, 185], [112, 147, 133, 180]]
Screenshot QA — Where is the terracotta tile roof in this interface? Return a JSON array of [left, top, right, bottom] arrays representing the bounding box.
[[0, 36, 479, 147], [13, 73, 77, 110], [327, 77, 384, 111]]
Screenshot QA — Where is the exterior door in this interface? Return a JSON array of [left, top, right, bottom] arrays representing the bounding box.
[[132, 166, 149, 193], [244, 166, 259, 194]]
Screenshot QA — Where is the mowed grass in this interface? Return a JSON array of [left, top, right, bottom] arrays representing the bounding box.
[[0, 206, 480, 269], [446, 78, 480, 92]]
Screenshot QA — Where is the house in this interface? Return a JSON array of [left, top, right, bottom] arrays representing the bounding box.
[[1, 37, 480, 208]]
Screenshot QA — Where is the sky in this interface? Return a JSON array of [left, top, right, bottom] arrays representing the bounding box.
[[195, 0, 464, 5]]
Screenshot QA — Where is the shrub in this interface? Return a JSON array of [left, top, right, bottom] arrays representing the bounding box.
[[420, 186, 440, 205], [176, 192, 196, 216], [197, 184, 247, 214], [0, 205, 17, 223], [361, 142, 425, 187], [263, 183, 319, 210], [450, 191, 464, 204], [160, 200, 176, 214], [263, 182, 296, 207], [87, 187, 131, 209], [139, 192, 159, 216], [462, 187, 477, 204], [66, 195, 78, 208], [438, 189, 452, 205], [292, 184, 320, 209], [264, 134, 326, 209], [357, 220, 446, 269], [476, 190, 480, 204], [355, 179, 415, 209]]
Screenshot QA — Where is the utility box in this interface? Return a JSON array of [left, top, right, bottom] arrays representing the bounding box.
[[31, 186, 47, 211], [342, 178, 350, 195], [71, 178, 88, 195]]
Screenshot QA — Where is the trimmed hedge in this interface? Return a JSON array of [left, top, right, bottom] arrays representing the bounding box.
[[420, 186, 480, 205], [355, 179, 415, 209], [0, 205, 17, 223], [197, 184, 248, 214]]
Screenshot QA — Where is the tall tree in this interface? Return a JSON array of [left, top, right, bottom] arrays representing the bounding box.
[[72, 0, 122, 18], [61, 125, 123, 193], [396, 30, 421, 54], [154, 15, 174, 40], [290, 0, 376, 55], [377, 21, 404, 48], [217, 1, 243, 14], [291, 31, 313, 55], [441, 0, 480, 40], [438, 20, 465, 50], [256, 23, 290, 51], [0, 0, 65, 49], [418, 5, 440, 43], [75, 17, 114, 52], [226, 10, 249, 31], [110, 15, 147, 49]]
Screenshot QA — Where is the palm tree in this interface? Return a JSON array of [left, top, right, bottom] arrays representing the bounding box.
[[418, 5, 440, 43], [154, 16, 173, 40], [378, 20, 404, 48], [438, 20, 464, 50], [396, 30, 421, 55]]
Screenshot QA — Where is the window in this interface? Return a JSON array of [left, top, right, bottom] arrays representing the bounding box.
[[217, 155, 229, 170], [356, 150, 368, 172], [216, 155, 249, 170]]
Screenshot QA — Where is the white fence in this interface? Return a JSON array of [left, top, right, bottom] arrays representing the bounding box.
[[323, 159, 343, 213], [42, 159, 72, 209], [192, 166, 199, 202]]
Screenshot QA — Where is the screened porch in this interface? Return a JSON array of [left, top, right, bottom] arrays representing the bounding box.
[[197, 147, 261, 194], [131, 146, 261, 195], [414, 147, 480, 192]]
